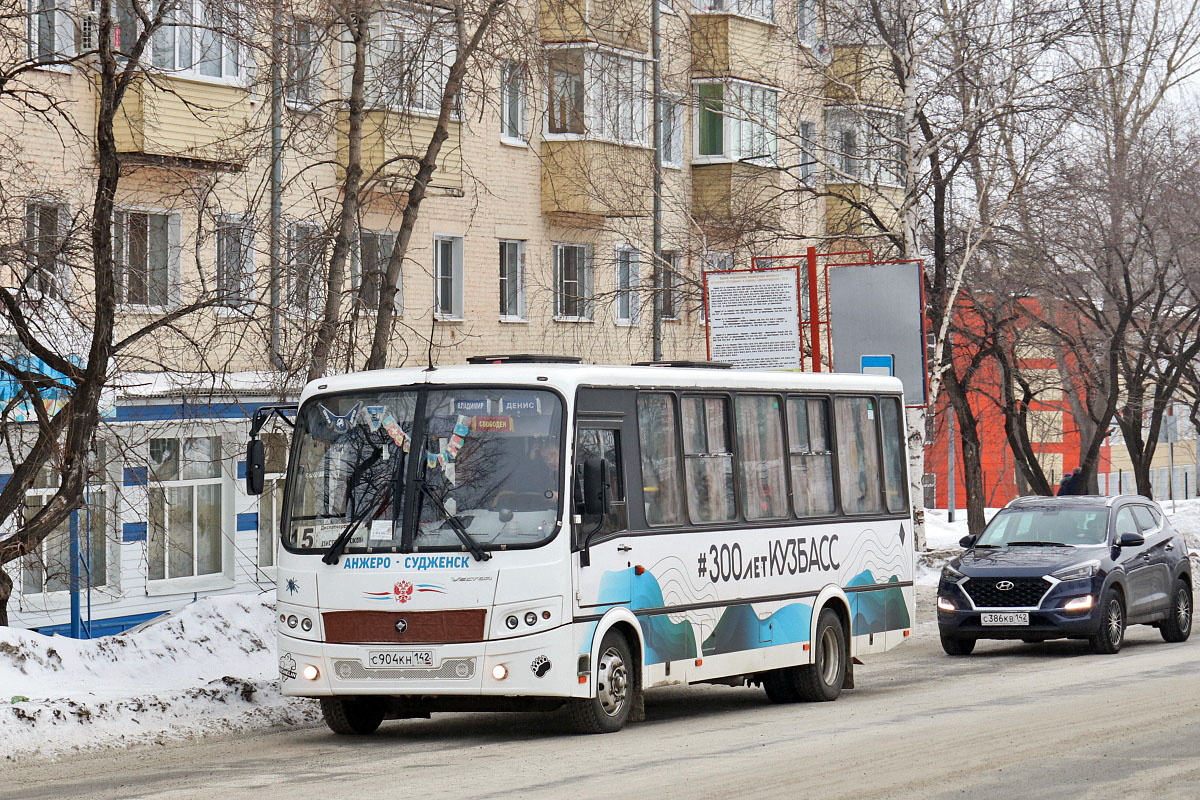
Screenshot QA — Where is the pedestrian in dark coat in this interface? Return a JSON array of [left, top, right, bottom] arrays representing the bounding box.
[[1057, 467, 1083, 496]]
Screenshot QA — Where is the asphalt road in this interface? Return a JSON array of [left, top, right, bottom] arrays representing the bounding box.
[[8, 588, 1200, 800]]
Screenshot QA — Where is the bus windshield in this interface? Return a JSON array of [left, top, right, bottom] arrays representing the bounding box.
[[284, 387, 563, 554]]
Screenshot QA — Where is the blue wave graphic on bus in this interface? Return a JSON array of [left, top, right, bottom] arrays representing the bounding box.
[[588, 567, 909, 664]]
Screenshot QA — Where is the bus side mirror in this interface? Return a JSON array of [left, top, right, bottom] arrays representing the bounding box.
[[245, 439, 265, 496], [581, 457, 611, 517]]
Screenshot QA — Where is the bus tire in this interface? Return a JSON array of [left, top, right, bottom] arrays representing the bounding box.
[[794, 608, 846, 702], [762, 669, 801, 703], [568, 630, 634, 734], [320, 696, 385, 735]]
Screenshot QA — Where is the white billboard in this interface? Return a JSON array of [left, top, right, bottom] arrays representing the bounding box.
[[705, 268, 803, 369]]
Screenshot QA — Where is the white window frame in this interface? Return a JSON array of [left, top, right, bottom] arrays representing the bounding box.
[[691, 0, 774, 24], [699, 251, 733, 324], [24, 199, 71, 299], [499, 239, 526, 322], [433, 234, 465, 320], [499, 61, 527, 143], [356, 11, 457, 118], [286, 220, 326, 318], [286, 17, 320, 108], [215, 213, 254, 310], [797, 0, 816, 44], [353, 229, 398, 312], [692, 79, 777, 165], [554, 243, 594, 322], [26, 0, 74, 67], [798, 119, 817, 181], [113, 207, 181, 311], [544, 46, 649, 147], [661, 251, 682, 321], [615, 246, 640, 326], [19, 487, 112, 600], [146, 435, 227, 587], [144, 0, 247, 85], [659, 94, 684, 168]]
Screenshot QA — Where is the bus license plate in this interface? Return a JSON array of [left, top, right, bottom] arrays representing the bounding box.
[[366, 650, 435, 668], [981, 612, 1029, 626]]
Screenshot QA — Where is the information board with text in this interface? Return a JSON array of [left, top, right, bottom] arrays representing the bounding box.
[[705, 268, 803, 369]]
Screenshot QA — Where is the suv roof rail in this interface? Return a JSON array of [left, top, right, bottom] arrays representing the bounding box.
[[465, 354, 582, 365], [631, 360, 733, 369]]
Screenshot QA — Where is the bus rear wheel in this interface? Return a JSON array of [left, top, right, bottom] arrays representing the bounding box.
[[321, 696, 385, 735], [568, 630, 634, 734], [761, 608, 847, 704]]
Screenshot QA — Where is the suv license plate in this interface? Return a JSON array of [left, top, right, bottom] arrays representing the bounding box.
[[981, 612, 1029, 626], [366, 650, 435, 668]]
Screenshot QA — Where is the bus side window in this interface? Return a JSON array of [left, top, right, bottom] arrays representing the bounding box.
[[576, 428, 627, 535], [787, 397, 835, 516], [681, 395, 737, 523], [735, 394, 788, 520], [834, 396, 883, 514], [880, 397, 908, 513], [637, 393, 684, 525]]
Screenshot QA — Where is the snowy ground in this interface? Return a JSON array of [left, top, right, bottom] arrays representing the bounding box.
[[3, 498, 1199, 763], [0, 595, 319, 762]]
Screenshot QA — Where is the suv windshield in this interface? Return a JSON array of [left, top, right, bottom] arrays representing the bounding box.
[[284, 387, 563, 553], [977, 507, 1108, 547]]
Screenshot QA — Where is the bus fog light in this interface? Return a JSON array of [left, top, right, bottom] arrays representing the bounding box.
[[301, 664, 320, 681], [1064, 595, 1093, 612], [287, 615, 298, 628], [301, 618, 312, 632], [492, 664, 509, 681], [524, 612, 537, 626], [937, 596, 956, 612], [505, 615, 519, 630]]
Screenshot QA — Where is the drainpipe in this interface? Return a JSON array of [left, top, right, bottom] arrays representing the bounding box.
[[269, 0, 285, 370], [650, 0, 663, 361]]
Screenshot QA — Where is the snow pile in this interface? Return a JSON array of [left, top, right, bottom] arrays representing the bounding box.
[[917, 498, 1200, 585], [0, 595, 318, 761]]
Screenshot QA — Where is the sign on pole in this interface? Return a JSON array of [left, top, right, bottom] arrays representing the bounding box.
[[704, 267, 803, 369]]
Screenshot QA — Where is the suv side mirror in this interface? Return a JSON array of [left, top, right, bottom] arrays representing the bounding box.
[[245, 439, 265, 496], [1116, 531, 1145, 548], [959, 534, 977, 548], [580, 457, 611, 517]]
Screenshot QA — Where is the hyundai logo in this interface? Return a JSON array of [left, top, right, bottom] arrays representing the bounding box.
[[996, 580, 1015, 591], [394, 619, 408, 635]]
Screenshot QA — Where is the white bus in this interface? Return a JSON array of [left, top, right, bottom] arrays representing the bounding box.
[[246, 357, 915, 735]]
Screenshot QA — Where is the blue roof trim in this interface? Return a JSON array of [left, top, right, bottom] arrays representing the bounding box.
[[236, 512, 258, 531], [123, 466, 147, 487], [237, 460, 247, 480], [115, 401, 275, 422], [122, 522, 147, 542], [36, 610, 165, 638]]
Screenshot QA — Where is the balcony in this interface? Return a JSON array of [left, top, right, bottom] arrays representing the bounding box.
[[540, 140, 652, 217], [690, 13, 777, 84], [540, 0, 649, 52], [336, 112, 463, 193], [105, 75, 251, 169], [825, 45, 902, 109], [691, 161, 780, 228], [824, 182, 903, 237]]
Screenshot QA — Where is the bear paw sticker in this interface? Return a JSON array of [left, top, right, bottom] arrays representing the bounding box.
[[530, 655, 552, 678]]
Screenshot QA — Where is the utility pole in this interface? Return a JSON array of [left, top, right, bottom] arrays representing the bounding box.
[[947, 399, 956, 523], [650, 0, 663, 361]]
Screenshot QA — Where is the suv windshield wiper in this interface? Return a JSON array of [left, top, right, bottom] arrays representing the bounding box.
[[414, 477, 491, 562], [1005, 540, 1071, 547]]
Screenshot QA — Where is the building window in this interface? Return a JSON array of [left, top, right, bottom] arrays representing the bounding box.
[[21, 489, 108, 595], [363, 14, 455, 114], [499, 239, 525, 320], [114, 210, 177, 307], [696, 81, 777, 164], [659, 96, 683, 168], [693, 0, 774, 24], [287, 18, 319, 106], [148, 436, 224, 581], [215, 215, 253, 307], [798, 120, 817, 180], [257, 432, 288, 571], [500, 61, 526, 141], [27, 0, 72, 63], [24, 200, 67, 298], [554, 243, 593, 321], [660, 251, 681, 320], [615, 247, 640, 326], [434, 235, 464, 319], [548, 50, 584, 134], [287, 221, 325, 317], [595, 52, 647, 144], [798, 0, 815, 44], [356, 230, 395, 309], [146, 0, 243, 79]]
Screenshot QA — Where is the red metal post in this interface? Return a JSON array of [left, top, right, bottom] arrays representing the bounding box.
[[807, 246, 820, 371]]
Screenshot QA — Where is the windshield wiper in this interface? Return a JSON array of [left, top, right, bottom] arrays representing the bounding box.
[[1006, 540, 1071, 547], [415, 478, 491, 562], [322, 488, 389, 565]]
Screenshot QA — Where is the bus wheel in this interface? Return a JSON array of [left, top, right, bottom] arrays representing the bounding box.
[[321, 696, 385, 735], [568, 630, 634, 734], [762, 669, 800, 703], [794, 608, 847, 702]]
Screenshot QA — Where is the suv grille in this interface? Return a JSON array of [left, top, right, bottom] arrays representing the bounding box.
[[964, 577, 1049, 608]]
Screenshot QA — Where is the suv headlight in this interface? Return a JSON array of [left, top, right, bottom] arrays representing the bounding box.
[[1052, 560, 1100, 582], [941, 564, 965, 581]]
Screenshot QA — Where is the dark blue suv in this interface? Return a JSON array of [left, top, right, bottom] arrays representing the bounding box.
[[937, 496, 1192, 655]]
